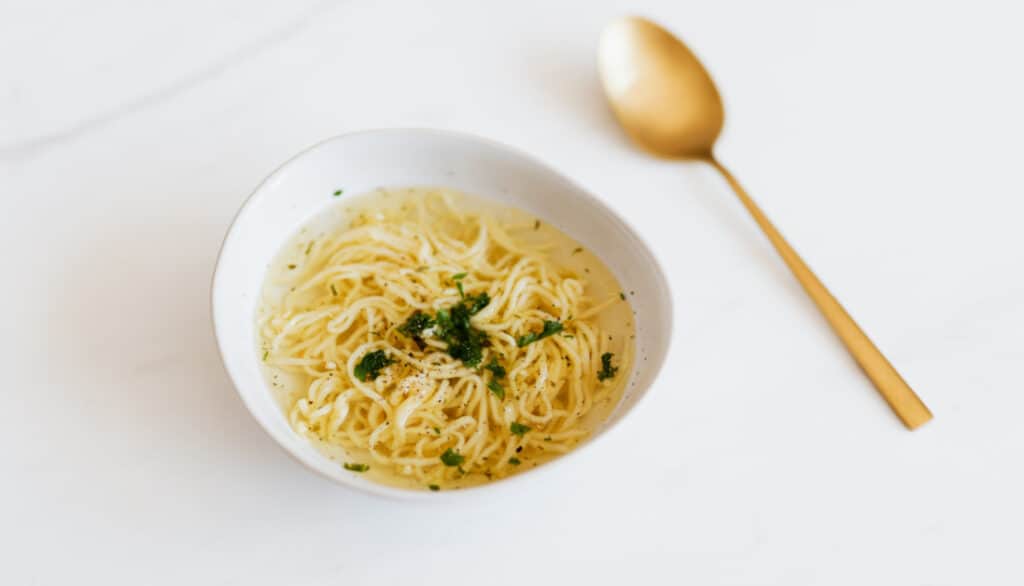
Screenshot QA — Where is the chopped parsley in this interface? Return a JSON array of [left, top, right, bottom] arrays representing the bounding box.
[[398, 311, 435, 348], [464, 292, 490, 315], [433, 426, 441, 435], [354, 350, 393, 382], [451, 273, 468, 298], [517, 320, 564, 347], [434, 296, 490, 367], [287, 264, 296, 270], [435, 308, 452, 331], [487, 380, 505, 400], [440, 448, 464, 467], [484, 356, 506, 379], [305, 241, 314, 255], [330, 283, 338, 296], [333, 189, 343, 196], [508, 457, 521, 466], [428, 484, 440, 491], [510, 422, 531, 436], [597, 352, 618, 381], [543, 436, 552, 442], [262, 350, 268, 361], [343, 462, 369, 472], [619, 292, 626, 300], [396, 293, 491, 366]]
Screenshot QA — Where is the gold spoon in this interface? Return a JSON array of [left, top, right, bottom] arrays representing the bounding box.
[[598, 16, 932, 430]]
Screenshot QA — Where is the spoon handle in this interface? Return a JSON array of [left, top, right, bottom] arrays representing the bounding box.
[[709, 157, 933, 430]]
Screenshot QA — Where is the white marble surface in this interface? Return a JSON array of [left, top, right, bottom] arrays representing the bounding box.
[[2, 1, 1022, 584]]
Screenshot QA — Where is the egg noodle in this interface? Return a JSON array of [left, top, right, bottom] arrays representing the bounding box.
[[258, 188, 631, 489]]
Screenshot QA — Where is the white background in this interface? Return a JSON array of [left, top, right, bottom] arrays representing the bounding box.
[[2, 1, 1022, 584]]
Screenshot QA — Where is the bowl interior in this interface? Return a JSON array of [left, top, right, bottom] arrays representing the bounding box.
[[212, 129, 673, 496]]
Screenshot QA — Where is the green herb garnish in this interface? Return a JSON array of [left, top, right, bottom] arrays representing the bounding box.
[[399, 311, 435, 336], [428, 484, 440, 491], [435, 308, 451, 330], [464, 292, 490, 315], [287, 264, 296, 270], [487, 380, 505, 400], [396, 293, 492, 366], [398, 310, 435, 349], [333, 189, 343, 196], [597, 352, 618, 381], [440, 448, 464, 467], [305, 241, 314, 255], [433, 426, 441, 435], [517, 320, 564, 347], [343, 462, 369, 472], [484, 356, 506, 379], [510, 422, 531, 436], [434, 296, 490, 367], [262, 350, 268, 361], [330, 283, 338, 296], [619, 292, 626, 300], [354, 350, 393, 381], [543, 436, 552, 441], [508, 457, 521, 466], [451, 273, 468, 298]]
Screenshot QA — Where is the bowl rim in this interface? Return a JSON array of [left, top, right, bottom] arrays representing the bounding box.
[[210, 127, 674, 499]]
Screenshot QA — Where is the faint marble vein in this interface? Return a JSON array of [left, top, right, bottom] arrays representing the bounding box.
[[0, 0, 337, 161]]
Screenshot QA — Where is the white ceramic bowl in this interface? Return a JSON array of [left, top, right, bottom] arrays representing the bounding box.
[[212, 128, 673, 498]]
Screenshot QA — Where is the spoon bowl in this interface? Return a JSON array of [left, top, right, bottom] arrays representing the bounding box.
[[599, 17, 723, 158]]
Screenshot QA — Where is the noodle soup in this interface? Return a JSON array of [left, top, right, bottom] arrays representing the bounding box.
[[257, 187, 635, 490]]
